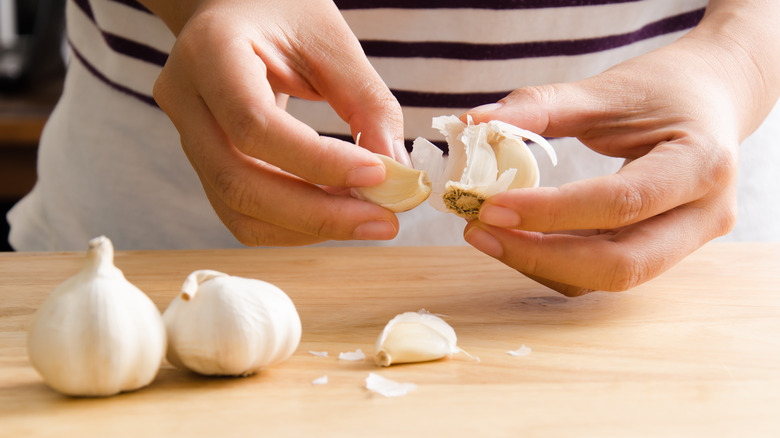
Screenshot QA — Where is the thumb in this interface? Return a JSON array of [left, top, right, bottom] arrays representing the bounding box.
[[465, 82, 602, 139]]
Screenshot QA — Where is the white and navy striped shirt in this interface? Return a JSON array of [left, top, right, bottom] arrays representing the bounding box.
[[10, 0, 780, 250], [67, 0, 707, 148]]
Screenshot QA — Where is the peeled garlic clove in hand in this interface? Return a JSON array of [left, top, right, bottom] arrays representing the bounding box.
[[27, 236, 166, 397], [163, 270, 302, 376], [351, 153, 432, 212], [374, 309, 463, 367], [411, 115, 557, 219]]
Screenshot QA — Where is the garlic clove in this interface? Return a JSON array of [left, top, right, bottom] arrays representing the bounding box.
[[351, 153, 432, 212], [374, 309, 462, 367], [163, 270, 301, 377], [411, 115, 556, 219], [26, 236, 166, 397], [495, 136, 539, 189]]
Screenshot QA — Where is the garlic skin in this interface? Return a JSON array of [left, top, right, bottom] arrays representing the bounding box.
[[374, 310, 462, 367], [163, 270, 301, 376], [27, 236, 166, 397], [412, 115, 557, 219], [351, 153, 432, 212]]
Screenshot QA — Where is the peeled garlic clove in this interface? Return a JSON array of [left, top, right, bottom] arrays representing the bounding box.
[[163, 270, 301, 376], [351, 154, 432, 212], [411, 115, 556, 219], [495, 136, 539, 189], [374, 310, 461, 367], [27, 236, 166, 397]]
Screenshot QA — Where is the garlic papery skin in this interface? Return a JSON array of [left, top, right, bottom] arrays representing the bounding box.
[[374, 310, 462, 367], [351, 153, 432, 212], [163, 270, 302, 376], [411, 115, 557, 219], [26, 236, 166, 397]]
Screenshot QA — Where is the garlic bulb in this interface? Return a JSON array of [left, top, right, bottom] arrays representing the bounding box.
[[374, 309, 464, 367], [412, 115, 557, 219], [27, 236, 166, 397], [163, 270, 301, 376], [351, 153, 432, 212]]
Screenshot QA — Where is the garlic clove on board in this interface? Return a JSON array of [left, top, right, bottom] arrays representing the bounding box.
[[411, 115, 557, 219], [26, 236, 167, 397], [351, 153, 432, 212], [374, 309, 464, 367], [163, 270, 302, 377]]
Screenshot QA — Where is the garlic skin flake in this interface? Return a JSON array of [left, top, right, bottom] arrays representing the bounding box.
[[351, 153, 432, 212], [365, 372, 417, 397], [374, 310, 462, 367], [412, 115, 557, 219], [27, 236, 166, 397], [163, 270, 302, 376], [507, 345, 532, 357], [338, 349, 367, 361]]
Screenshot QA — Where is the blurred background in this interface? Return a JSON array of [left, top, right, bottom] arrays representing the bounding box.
[[0, 0, 65, 250]]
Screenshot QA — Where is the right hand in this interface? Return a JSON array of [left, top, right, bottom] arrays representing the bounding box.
[[145, 0, 407, 246]]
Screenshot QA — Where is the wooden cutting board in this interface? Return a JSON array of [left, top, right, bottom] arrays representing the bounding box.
[[1, 243, 779, 437]]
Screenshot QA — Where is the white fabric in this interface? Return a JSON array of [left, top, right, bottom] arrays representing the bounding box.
[[8, 0, 780, 251]]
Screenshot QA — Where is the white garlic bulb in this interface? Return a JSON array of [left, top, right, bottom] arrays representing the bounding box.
[[162, 270, 302, 376], [374, 309, 464, 367], [351, 153, 432, 212], [27, 236, 166, 397], [412, 115, 557, 218]]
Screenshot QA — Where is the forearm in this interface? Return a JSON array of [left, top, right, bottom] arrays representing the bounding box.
[[684, 0, 780, 140]]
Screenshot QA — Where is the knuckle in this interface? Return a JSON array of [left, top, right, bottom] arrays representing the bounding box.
[[299, 205, 341, 239], [151, 73, 172, 110], [228, 110, 270, 156], [714, 197, 738, 237], [213, 166, 255, 214], [505, 84, 556, 107], [225, 219, 256, 247], [717, 208, 738, 237], [706, 145, 739, 189], [232, 224, 274, 247], [610, 182, 646, 226], [228, 222, 275, 247], [604, 251, 651, 292], [695, 141, 739, 238]]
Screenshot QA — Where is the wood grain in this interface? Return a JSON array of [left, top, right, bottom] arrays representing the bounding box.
[[1, 244, 779, 437]]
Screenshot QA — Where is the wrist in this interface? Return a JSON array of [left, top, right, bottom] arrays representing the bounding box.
[[136, 0, 210, 35], [684, 1, 780, 140]]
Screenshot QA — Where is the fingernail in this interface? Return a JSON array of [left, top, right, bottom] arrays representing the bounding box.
[[354, 220, 397, 240], [347, 164, 385, 187], [470, 102, 503, 114], [464, 227, 504, 258], [479, 205, 519, 227]]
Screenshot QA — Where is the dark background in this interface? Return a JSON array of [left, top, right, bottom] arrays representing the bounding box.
[[1, 0, 66, 251]]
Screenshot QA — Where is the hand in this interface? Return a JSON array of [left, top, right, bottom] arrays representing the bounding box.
[[463, 0, 780, 296], [142, 0, 408, 246]]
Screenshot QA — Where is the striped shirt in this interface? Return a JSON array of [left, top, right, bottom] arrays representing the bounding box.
[[67, 0, 707, 149], [21, 0, 780, 249]]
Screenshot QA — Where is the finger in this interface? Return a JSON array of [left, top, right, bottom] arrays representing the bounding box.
[[164, 81, 399, 242], [307, 36, 408, 165], [159, 36, 387, 189], [465, 79, 674, 159], [464, 203, 722, 293], [197, 181, 326, 247], [465, 82, 597, 139], [478, 140, 734, 232]]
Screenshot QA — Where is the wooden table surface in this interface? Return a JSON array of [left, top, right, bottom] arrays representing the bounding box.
[[1, 243, 779, 437]]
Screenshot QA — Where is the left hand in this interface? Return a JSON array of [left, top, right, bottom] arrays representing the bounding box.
[[463, 0, 779, 296]]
